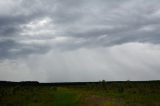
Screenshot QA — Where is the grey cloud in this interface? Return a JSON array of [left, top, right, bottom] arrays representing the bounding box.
[[0, 40, 17, 59], [0, 0, 160, 60], [50, 0, 160, 49], [1, 43, 160, 82], [0, 0, 160, 82], [0, 39, 50, 59]]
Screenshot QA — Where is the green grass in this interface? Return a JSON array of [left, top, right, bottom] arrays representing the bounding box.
[[0, 81, 160, 106], [0, 86, 81, 106], [53, 88, 80, 106]]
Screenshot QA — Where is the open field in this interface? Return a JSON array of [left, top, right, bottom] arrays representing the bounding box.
[[0, 81, 160, 106]]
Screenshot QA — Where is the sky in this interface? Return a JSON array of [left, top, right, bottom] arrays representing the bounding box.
[[0, 0, 160, 82]]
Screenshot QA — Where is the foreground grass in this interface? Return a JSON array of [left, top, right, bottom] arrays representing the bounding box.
[[53, 88, 80, 106], [0, 81, 160, 106], [0, 86, 82, 106]]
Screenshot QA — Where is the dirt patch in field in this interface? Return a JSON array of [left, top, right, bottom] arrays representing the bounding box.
[[84, 95, 107, 106]]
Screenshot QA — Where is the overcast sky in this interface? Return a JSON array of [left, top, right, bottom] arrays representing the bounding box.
[[0, 0, 160, 82]]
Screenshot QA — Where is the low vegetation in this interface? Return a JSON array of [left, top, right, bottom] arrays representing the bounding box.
[[0, 81, 160, 106]]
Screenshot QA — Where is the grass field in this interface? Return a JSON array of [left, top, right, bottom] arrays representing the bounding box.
[[0, 81, 160, 106]]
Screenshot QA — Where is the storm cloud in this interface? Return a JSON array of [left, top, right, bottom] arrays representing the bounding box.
[[0, 0, 160, 82]]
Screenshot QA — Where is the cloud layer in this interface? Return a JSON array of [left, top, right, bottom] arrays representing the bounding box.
[[0, 0, 160, 82]]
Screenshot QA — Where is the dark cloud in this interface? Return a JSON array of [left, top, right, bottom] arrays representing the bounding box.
[[0, 0, 160, 82], [0, 0, 160, 59], [0, 40, 17, 59]]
